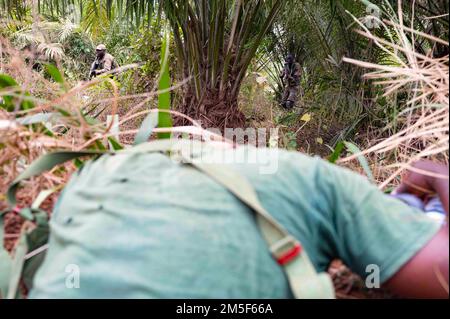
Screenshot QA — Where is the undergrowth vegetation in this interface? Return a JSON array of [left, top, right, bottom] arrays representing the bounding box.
[[0, 0, 448, 300], [0, 0, 448, 202]]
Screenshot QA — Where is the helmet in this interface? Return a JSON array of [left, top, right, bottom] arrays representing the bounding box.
[[286, 54, 294, 64], [96, 44, 107, 51]]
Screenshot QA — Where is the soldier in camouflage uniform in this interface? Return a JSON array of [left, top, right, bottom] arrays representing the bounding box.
[[280, 54, 301, 109], [89, 44, 118, 79]]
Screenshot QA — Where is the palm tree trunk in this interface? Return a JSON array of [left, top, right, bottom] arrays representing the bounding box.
[[164, 0, 283, 131]]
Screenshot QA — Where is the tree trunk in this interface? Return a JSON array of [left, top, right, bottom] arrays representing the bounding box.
[[174, 83, 246, 130], [165, 0, 284, 131]]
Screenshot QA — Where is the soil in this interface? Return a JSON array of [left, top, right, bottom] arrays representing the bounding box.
[[328, 260, 396, 299]]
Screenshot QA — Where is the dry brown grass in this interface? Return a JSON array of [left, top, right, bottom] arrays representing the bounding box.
[[0, 36, 229, 215], [340, 1, 449, 190]]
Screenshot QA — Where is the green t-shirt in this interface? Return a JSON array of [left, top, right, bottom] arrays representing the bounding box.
[[30, 145, 441, 298]]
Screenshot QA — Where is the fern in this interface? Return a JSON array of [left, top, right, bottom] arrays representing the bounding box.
[[58, 18, 78, 42], [37, 42, 65, 60]]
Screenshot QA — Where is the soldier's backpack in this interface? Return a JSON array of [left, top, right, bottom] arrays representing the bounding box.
[[0, 139, 335, 299]]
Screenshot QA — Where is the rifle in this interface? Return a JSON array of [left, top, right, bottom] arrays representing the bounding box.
[[281, 63, 296, 87], [89, 60, 100, 79], [285, 63, 299, 86]]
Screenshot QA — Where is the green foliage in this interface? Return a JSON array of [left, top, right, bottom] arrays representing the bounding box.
[[257, 0, 450, 150], [64, 31, 93, 58], [95, 0, 281, 129], [0, 74, 35, 112], [107, 137, 123, 150], [44, 63, 68, 92], [157, 29, 173, 139], [123, 22, 175, 93], [327, 141, 344, 164], [6, 17, 94, 80], [134, 112, 158, 145], [162, 0, 284, 102], [2, 0, 448, 156], [80, 0, 113, 40], [275, 112, 300, 126], [282, 131, 298, 151], [96, 20, 133, 63], [344, 141, 375, 183], [261, 0, 373, 107]]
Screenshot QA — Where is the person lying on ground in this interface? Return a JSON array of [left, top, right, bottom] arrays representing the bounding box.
[[29, 143, 448, 298]]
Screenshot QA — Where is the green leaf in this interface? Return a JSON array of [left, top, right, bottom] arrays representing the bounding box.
[[157, 28, 172, 140], [44, 64, 66, 91], [0, 249, 12, 299], [22, 223, 49, 291], [327, 141, 344, 164], [94, 140, 108, 151], [73, 158, 84, 168], [16, 113, 58, 126], [84, 115, 100, 126], [44, 64, 64, 84], [0, 74, 17, 87], [18, 207, 34, 221], [0, 74, 18, 111], [0, 74, 35, 111], [134, 112, 159, 145], [20, 96, 35, 111], [344, 141, 375, 183], [7, 233, 28, 298], [107, 137, 124, 150], [56, 107, 71, 117]]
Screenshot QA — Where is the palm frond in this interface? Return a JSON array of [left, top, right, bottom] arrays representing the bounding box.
[[58, 18, 78, 42], [37, 42, 65, 60]]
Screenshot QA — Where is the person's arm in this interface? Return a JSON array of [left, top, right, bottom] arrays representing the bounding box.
[[396, 160, 449, 215], [383, 227, 448, 298], [313, 158, 448, 298], [384, 160, 449, 298]]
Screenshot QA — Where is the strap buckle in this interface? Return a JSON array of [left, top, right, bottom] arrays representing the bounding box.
[[270, 236, 302, 266]]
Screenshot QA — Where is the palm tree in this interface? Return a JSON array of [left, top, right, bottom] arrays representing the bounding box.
[[259, 0, 371, 107], [159, 0, 284, 129], [2, 0, 284, 129]]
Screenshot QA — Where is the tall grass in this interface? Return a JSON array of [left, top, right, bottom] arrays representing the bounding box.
[[340, 1, 449, 189]]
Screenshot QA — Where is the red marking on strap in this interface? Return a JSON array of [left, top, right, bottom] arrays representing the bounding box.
[[276, 243, 302, 265]]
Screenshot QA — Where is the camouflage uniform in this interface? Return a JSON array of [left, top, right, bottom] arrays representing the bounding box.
[[89, 44, 118, 78], [280, 62, 301, 108]]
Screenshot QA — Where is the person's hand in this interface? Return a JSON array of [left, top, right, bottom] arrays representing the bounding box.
[[382, 160, 449, 298], [396, 160, 447, 196], [396, 160, 449, 214]]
